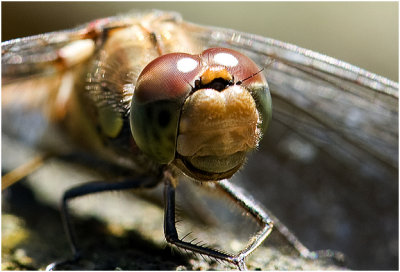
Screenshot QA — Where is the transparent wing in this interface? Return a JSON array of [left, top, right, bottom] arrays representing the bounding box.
[[2, 24, 91, 83]]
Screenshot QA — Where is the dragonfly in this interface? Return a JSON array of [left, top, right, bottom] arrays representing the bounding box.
[[2, 10, 398, 270]]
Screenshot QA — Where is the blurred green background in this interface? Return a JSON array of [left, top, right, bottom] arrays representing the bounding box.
[[2, 2, 398, 81]]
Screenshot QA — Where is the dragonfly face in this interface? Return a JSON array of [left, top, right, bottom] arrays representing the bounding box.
[[131, 48, 272, 180]]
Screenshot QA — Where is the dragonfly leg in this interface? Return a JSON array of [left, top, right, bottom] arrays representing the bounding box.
[[215, 179, 274, 268], [46, 176, 158, 270], [163, 172, 249, 270], [216, 179, 345, 265]]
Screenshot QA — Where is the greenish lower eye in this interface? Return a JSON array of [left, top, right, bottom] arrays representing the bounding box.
[[130, 100, 181, 164]]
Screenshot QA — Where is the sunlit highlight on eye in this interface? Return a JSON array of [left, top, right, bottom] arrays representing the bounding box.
[[214, 53, 238, 67], [177, 58, 198, 73]]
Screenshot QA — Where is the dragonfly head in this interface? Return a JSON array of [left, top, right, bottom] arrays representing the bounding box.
[[131, 48, 272, 181]]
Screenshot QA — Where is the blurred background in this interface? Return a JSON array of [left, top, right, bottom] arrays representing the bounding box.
[[2, 1, 398, 81]]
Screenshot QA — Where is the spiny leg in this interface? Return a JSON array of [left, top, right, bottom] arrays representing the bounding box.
[[46, 176, 158, 270], [163, 173, 273, 270], [217, 179, 345, 264], [163, 173, 235, 267]]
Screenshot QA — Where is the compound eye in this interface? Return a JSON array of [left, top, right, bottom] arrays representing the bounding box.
[[201, 48, 266, 87], [130, 53, 202, 164], [134, 53, 202, 103]]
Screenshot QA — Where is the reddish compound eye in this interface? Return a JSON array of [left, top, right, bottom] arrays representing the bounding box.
[[133, 53, 202, 103]]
